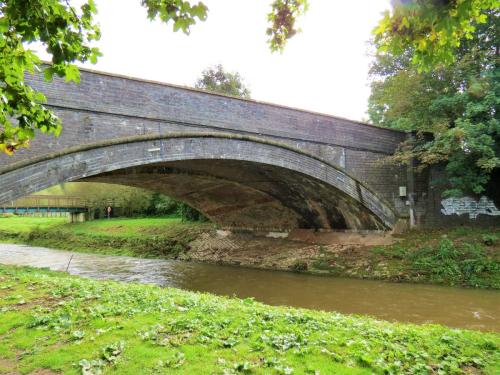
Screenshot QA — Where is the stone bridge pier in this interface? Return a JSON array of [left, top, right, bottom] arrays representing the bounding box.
[[2, 67, 493, 230]]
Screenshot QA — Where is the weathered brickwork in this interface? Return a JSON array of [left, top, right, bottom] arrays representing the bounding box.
[[0, 137, 397, 230], [0, 68, 495, 229]]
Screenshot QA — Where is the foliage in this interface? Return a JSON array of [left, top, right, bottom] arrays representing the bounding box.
[[367, 228, 500, 288], [176, 202, 206, 222], [100, 341, 125, 364], [373, 0, 499, 72], [0, 0, 306, 153], [146, 191, 206, 221], [146, 192, 179, 216], [0, 0, 101, 154], [195, 64, 251, 98], [369, 10, 499, 196], [141, 0, 208, 34], [0, 264, 498, 374], [290, 260, 308, 271], [78, 358, 105, 375], [371, 244, 408, 259], [267, 0, 309, 52], [408, 238, 500, 287], [0, 0, 208, 153]]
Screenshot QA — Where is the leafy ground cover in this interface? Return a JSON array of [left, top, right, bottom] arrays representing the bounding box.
[[0, 264, 498, 374]]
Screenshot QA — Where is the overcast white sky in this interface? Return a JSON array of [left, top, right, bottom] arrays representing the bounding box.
[[46, 0, 393, 122]]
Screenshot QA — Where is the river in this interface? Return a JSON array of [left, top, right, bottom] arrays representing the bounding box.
[[0, 243, 498, 332]]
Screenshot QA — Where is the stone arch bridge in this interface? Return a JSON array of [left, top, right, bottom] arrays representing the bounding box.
[[0, 68, 430, 231]]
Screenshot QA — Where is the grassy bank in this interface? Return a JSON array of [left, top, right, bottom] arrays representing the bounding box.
[[0, 216, 211, 259], [0, 264, 498, 374], [0, 216, 499, 289], [309, 227, 500, 289]]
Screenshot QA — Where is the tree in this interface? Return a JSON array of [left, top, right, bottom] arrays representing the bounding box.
[[368, 9, 499, 197], [0, 0, 100, 154], [373, 0, 499, 72], [267, 0, 309, 53], [0, 0, 308, 154], [195, 64, 251, 98]]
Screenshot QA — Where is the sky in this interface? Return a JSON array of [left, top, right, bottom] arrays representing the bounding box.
[[41, 0, 393, 122]]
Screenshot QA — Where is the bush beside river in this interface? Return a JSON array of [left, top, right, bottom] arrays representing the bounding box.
[[0, 216, 499, 289], [0, 264, 499, 374]]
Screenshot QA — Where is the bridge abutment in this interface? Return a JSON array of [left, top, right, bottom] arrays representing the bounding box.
[[69, 212, 87, 223]]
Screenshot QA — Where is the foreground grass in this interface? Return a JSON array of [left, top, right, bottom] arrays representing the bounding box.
[[0, 216, 210, 258], [0, 265, 498, 375]]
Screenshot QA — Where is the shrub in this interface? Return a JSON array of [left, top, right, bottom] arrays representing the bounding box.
[[291, 261, 308, 272], [409, 239, 500, 288]]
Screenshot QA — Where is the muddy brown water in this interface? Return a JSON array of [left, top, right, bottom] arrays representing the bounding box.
[[0, 243, 498, 332]]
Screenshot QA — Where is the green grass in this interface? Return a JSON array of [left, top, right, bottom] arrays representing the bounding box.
[[0, 216, 187, 236], [0, 216, 67, 233], [0, 216, 211, 259], [0, 264, 498, 375], [66, 217, 189, 237]]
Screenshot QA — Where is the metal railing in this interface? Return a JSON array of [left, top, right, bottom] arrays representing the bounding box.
[[2, 195, 119, 215], [6, 195, 88, 208]]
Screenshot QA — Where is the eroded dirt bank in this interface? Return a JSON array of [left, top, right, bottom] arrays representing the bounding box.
[[182, 228, 499, 288], [184, 229, 392, 273]]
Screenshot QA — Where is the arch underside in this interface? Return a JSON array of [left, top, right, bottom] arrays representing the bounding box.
[[84, 160, 386, 230], [0, 136, 397, 230]]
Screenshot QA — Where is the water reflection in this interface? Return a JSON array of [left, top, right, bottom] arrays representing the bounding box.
[[0, 243, 498, 332]]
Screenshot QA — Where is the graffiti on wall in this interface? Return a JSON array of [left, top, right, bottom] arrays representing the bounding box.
[[441, 196, 500, 219]]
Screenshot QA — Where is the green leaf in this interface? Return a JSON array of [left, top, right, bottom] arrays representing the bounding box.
[[64, 65, 80, 83], [0, 17, 9, 33], [190, 3, 208, 20], [43, 67, 55, 82]]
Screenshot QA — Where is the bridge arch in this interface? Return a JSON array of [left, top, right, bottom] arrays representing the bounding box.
[[0, 133, 398, 230]]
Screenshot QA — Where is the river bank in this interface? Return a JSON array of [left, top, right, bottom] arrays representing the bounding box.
[[0, 216, 499, 289], [3, 243, 499, 331], [0, 264, 499, 374]]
